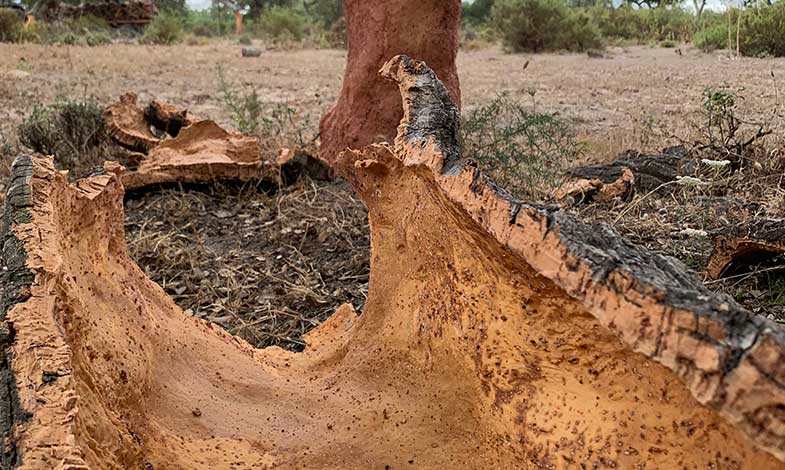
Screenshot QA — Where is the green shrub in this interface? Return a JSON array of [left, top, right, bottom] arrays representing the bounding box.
[[238, 33, 252, 45], [740, 2, 785, 57], [492, 0, 603, 52], [693, 23, 727, 52], [461, 94, 581, 201], [218, 66, 264, 133], [254, 6, 307, 41], [646, 6, 692, 42], [185, 8, 233, 37], [18, 97, 124, 177], [303, 0, 342, 27], [58, 31, 81, 45], [69, 14, 110, 33], [85, 30, 112, 46], [0, 8, 24, 42], [142, 10, 183, 44], [462, 0, 494, 26], [588, 3, 692, 43]]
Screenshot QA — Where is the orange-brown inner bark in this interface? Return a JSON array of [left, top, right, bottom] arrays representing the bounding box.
[[9, 152, 782, 470]]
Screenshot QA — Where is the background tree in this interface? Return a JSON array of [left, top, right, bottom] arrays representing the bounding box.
[[155, 0, 187, 13], [624, 0, 681, 8], [303, 0, 342, 26], [693, 0, 707, 17], [462, 0, 494, 24], [237, 0, 292, 20]]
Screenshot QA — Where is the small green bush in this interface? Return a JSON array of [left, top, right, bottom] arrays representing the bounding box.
[[0, 8, 24, 42], [58, 31, 81, 45], [185, 8, 233, 37], [646, 6, 692, 42], [461, 94, 581, 201], [303, 0, 342, 28], [740, 2, 785, 57], [142, 11, 183, 44], [254, 6, 307, 41], [462, 0, 494, 26], [491, 0, 603, 53], [18, 97, 123, 176], [693, 23, 727, 52], [238, 33, 252, 45], [588, 3, 692, 43], [217, 66, 264, 133], [85, 30, 112, 46]]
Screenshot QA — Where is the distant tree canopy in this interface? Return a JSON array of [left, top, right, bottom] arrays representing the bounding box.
[[211, 0, 292, 19], [155, 0, 187, 13], [462, 0, 494, 24], [622, 0, 681, 9], [303, 0, 341, 26]]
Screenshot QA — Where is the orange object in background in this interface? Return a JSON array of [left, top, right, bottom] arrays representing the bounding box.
[[234, 10, 242, 36]]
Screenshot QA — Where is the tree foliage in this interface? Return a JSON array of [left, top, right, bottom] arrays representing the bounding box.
[[492, 0, 603, 52], [462, 0, 494, 24], [303, 0, 341, 27]]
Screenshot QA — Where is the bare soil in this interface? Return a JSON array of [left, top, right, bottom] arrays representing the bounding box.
[[3, 43, 785, 171]]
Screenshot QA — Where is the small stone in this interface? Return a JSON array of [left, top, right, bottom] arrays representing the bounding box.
[[241, 47, 262, 58], [6, 70, 30, 80]]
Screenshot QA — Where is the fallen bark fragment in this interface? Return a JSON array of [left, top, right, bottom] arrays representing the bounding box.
[[103, 93, 276, 191], [120, 120, 270, 190], [707, 218, 785, 278], [143, 100, 199, 138], [568, 146, 688, 192], [103, 92, 160, 153], [277, 148, 332, 184], [2, 56, 785, 469], [555, 167, 634, 202]]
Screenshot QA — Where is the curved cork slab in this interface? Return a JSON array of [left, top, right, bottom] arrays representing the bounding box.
[[103, 92, 160, 153], [1, 56, 784, 469], [120, 120, 271, 190]]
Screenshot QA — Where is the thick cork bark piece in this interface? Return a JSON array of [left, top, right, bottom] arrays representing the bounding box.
[[1, 56, 784, 469]]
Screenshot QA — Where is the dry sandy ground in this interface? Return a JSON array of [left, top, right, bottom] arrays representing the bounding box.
[[2, 42, 785, 167]]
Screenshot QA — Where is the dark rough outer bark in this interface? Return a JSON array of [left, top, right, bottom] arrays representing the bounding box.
[[378, 54, 785, 463], [568, 146, 688, 192], [0, 157, 35, 470], [708, 218, 785, 278], [318, 0, 461, 165]]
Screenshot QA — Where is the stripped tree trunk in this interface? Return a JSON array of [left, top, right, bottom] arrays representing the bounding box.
[[318, 0, 461, 165]]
